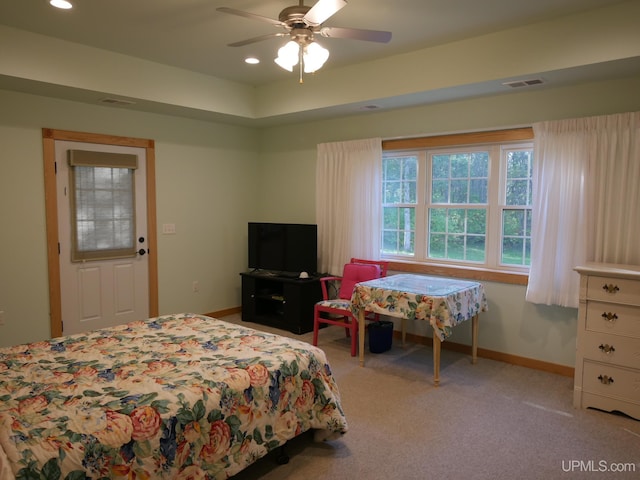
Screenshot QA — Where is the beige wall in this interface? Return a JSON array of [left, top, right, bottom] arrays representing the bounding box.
[[255, 75, 640, 367], [1, 73, 639, 368], [0, 89, 258, 347]]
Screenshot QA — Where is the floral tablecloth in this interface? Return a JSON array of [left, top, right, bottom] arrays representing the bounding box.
[[0, 313, 347, 480], [351, 274, 488, 340]]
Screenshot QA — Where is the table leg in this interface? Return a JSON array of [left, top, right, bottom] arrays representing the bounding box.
[[471, 313, 479, 365], [358, 309, 366, 367], [432, 331, 441, 387]]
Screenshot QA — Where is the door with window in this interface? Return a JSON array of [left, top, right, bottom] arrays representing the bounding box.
[[55, 140, 149, 335]]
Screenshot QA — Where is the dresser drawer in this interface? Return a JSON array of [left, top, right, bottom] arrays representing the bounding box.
[[582, 360, 640, 405], [585, 301, 640, 338], [579, 392, 640, 420], [581, 331, 640, 367], [586, 276, 640, 306]]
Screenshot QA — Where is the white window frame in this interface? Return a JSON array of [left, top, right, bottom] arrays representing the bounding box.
[[498, 143, 534, 269], [382, 139, 533, 273]]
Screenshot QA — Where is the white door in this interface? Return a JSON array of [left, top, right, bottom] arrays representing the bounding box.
[[55, 141, 149, 335]]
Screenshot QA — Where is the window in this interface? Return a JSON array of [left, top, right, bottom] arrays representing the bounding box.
[[382, 130, 533, 271], [501, 148, 533, 266], [428, 151, 489, 262], [382, 156, 417, 256], [68, 150, 138, 262]]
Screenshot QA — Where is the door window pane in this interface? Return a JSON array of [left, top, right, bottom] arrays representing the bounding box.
[[70, 165, 136, 262]]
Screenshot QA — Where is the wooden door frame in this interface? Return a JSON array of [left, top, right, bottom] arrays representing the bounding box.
[[42, 128, 159, 338]]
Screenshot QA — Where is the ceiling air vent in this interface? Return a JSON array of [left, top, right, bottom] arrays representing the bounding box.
[[99, 97, 136, 106], [502, 78, 544, 88]]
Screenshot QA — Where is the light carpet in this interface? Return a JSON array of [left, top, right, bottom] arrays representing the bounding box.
[[220, 314, 639, 480]]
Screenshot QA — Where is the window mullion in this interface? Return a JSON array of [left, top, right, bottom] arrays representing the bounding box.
[[416, 151, 427, 260], [485, 145, 502, 267]]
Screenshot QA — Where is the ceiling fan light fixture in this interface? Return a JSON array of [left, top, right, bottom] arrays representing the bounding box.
[[303, 42, 329, 73], [219, 0, 391, 82], [274, 41, 300, 71]]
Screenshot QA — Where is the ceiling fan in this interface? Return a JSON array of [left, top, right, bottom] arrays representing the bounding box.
[[217, 0, 392, 81]]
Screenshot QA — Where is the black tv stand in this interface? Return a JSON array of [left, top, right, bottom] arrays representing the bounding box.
[[278, 271, 302, 279], [240, 271, 322, 334], [249, 269, 311, 279]]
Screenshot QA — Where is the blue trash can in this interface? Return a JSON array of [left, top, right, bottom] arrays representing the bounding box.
[[368, 320, 393, 353]]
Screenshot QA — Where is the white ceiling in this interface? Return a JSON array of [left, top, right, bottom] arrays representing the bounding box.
[[1, 0, 638, 125], [0, 0, 630, 86]]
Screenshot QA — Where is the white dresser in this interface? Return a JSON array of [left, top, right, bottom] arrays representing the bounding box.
[[573, 263, 640, 420]]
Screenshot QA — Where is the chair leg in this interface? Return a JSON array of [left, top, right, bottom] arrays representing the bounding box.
[[313, 309, 359, 356], [350, 320, 358, 356], [312, 308, 320, 347], [341, 313, 350, 338]]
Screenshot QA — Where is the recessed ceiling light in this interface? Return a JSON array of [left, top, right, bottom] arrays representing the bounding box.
[[245, 57, 260, 65], [50, 0, 73, 9]]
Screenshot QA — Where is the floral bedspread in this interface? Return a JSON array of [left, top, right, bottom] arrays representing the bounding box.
[[0, 313, 347, 479], [351, 274, 488, 340]]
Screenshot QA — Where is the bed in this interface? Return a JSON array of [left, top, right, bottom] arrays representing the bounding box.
[[0, 313, 348, 479]]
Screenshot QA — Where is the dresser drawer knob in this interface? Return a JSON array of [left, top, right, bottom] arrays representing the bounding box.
[[601, 312, 618, 322], [597, 374, 614, 385], [598, 343, 615, 354], [602, 283, 620, 294]]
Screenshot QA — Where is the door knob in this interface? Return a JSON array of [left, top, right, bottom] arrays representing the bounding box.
[[138, 249, 147, 256]]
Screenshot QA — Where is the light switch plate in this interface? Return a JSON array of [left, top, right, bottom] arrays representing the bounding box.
[[162, 223, 176, 234]]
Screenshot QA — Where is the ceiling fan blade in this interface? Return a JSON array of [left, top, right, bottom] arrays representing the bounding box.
[[227, 33, 287, 47], [217, 7, 285, 27], [303, 0, 347, 26], [319, 26, 392, 43]]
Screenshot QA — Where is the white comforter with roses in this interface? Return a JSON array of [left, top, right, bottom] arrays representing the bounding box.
[[0, 313, 348, 479]]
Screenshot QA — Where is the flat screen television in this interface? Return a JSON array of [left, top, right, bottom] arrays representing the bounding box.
[[248, 222, 317, 275]]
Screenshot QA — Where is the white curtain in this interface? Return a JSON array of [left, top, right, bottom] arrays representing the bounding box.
[[526, 112, 640, 307], [316, 138, 382, 275]]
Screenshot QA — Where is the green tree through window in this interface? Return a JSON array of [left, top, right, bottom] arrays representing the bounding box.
[[502, 148, 533, 266], [383, 156, 417, 256]]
